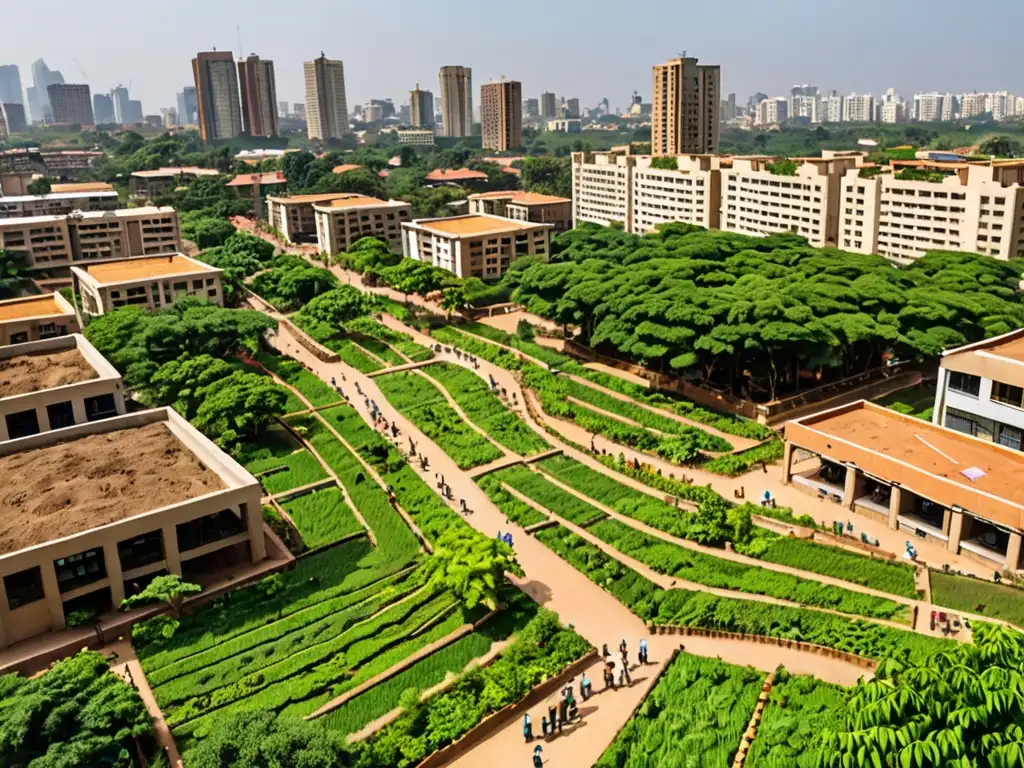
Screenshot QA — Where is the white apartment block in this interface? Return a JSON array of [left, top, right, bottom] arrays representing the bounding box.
[[630, 155, 722, 234], [960, 93, 988, 119], [839, 161, 1024, 264], [72, 254, 224, 316], [756, 97, 788, 126], [312, 195, 412, 255], [913, 93, 947, 122], [880, 89, 906, 124], [571, 149, 635, 230], [0, 191, 119, 219], [790, 95, 819, 123], [843, 94, 875, 122], [823, 94, 843, 123]]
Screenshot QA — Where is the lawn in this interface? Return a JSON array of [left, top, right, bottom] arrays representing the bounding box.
[[236, 426, 328, 495], [352, 336, 405, 367], [334, 339, 385, 373], [254, 350, 342, 407], [281, 486, 364, 549], [873, 382, 937, 421], [375, 372, 503, 469], [347, 316, 434, 363], [931, 571, 1024, 627], [595, 652, 765, 768], [422, 363, 550, 456]]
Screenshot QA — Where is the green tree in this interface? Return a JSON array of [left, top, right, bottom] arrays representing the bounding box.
[[979, 135, 1024, 157], [440, 286, 466, 319], [295, 285, 373, 328], [183, 710, 349, 767], [377, 258, 460, 302], [180, 213, 237, 248], [424, 528, 515, 610], [251, 256, 339, 310], [146, 354, 235, 418], [120, 574, 202, 618], [26, 176, 52, 195], [192, 370, 288, 447], [0, 249, 31, 299], [518, 156, 571, 198]]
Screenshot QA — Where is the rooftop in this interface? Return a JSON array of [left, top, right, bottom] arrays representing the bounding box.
[[0, 205, 174, 228], [0, 294, 72, 323], [319, 195, 392, 209], [78, 254, 216, 285], [131, 167, 220, 179], [414, 214, 539, 237], [49, 182, 115, 193], [267, 192, 361, 205], [424, 168, 488, 183], [0, 347, 97, 398], [941, 328, 1024, 365], [226, 171, 287, 187], [469, 190, 570, 205], [0, 422, 224, 554], [0, 190, 119, 204], [332, 164, 365, 175]]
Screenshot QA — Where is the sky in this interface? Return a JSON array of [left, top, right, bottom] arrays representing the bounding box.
[[3, 0, 1023, 115]]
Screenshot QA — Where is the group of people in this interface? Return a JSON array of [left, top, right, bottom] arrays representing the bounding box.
[[601, 638, 646, 689], [523, 677, 584, 744], [496, 530, 514, 547]]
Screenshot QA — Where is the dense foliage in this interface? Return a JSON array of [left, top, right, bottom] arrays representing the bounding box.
[[194, 231, 276, 305], [931, 571, 1024, 627], [0, 249, 31, 299], [250, 255, 338, 311]]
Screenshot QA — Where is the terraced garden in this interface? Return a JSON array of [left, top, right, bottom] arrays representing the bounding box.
[[236, 425, 328, 495], [930, 571, 1024, 627], [595, 652, 765, 768], [280, 486, 364, 549], [348, 316, 434, 363], [254, 350, 344, 407]]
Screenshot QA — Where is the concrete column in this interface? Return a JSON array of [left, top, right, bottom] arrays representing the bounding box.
[[103, 541, 125, 608], [782, 443, 794, 484], [34, 405, 51, 434], [162, 525, 182, 576], [1006, 532, 1022, 572], [0, 417, 8, 442], [157, 281, 167, 307], [843, 467, 865, 510], [947, 511, 965, 554], [942, 508, 952, 535], [245, 504, 267, 563], [71, 397, 88, 426], [41, 563, 65, 631], [888, 486, 901, 530]]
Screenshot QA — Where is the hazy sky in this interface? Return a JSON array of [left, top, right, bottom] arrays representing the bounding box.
[[4, 0, 1022, 114]]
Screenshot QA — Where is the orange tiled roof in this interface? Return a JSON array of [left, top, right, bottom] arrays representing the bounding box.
[[424, 168, 488, 182], [332, 164, 365, 175], [226, 171, 287, 187]]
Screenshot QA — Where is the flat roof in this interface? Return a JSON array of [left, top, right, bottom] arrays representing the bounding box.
[[941, 328, 1024, 364], [49, 182, 115, 193], [425, 168, 488, 182], [789, 401, 1024, 525], [0, 190, 119, 204], [0, 422, 224, 554], [0, 294, 71, 323], [413, 214, 539, 237], [332, 164, 365, 174], [469, 191, 569, 205], [267, 192, 361, 205], [0, 347, 97, 398], [0, 205, 174, 228], [79, 254, 216, 285], [131, 167, 220, 179], [319, 195, 392, 209]]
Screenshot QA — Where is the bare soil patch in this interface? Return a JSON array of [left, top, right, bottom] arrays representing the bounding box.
[[0, 349, 97, 398]]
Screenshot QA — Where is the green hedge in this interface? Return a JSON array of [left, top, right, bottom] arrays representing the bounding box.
[[492, 466, 607, 527], [282, 487, 364, 549]]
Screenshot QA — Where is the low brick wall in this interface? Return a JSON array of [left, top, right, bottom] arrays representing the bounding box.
[[750, 514, 816, 540]]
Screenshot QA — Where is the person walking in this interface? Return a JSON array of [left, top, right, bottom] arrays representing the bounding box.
[[523, 713, 533, 742], [547, 700, 557, 737], [580, 673, 592, 701], [619, 639, 628, 665], [533, 745, 544, 768], [557, 695, 568, 733], [639, 638, 648, 665]]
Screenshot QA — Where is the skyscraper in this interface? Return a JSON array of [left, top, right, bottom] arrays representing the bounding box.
[[566, 98, 580, 119], [438, 66, 472, 138], [237, 54, 279, 137], [0, 65, 23, 106], [525, 98, 539, 118], [47, 84, 93, 125], [110, 85, 131, 124], [480, 80, 522, 151], [278, 100, 289, 118], [28, 59, 64, 123], [410, 84, 435, 128], [93, 93, 115, 124], [2, 103, 27, 134], [651, 55, 720, 156], [304, 53, 348, 140], [540, 92, 557, 119], [192, 51, 243, 142], [176, 87, 198, 125]]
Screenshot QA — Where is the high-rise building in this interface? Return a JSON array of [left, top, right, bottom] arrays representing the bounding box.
[[304, 53, 348, 140], [480, 80, 522, 151], [565, 98, 580, 119], [410, 85, 435, 129], [842, 93, 875, 122], [959, 92, 987, 119], [278, 100, 289, 118], [0, 66, 23, 106], [540, 91, 557, 119], [160, 107, 178, 127], [370, 99, 395, 119], [438, 66, 472, 137], [293, 102, 306, 120], [2, 104, 27, 134], [192, 51, 243, 142], [237, 54, 279, 137], [723, 93, 737, 120], [398, 104, 410, 124], [176, 87, 198, 125], [110, 85, 130, 124], [880, 88, 906, 124], [92, 93, 115, 124], [46, 84, 93, 125], [756, 97, 788, 126], [651, 56, 720, 156], [525, 98, 539, 118], [913, 92, 945, 122], [28, 59, 64, 124], [124, 100, 144, 125]]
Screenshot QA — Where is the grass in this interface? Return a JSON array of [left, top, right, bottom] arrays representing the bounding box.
[[476, 474, 549, 528], [421, 363, 550, 456], [873, 382, 937, 421], [375, 372, 503, 469], [281, 486, 364, 549], [236, 427, 328, 495], [347, 315, 434, 363], [931, 571, 1024, 627], [493, 466, 607, 527], [353, 336, 405, 367], [703, 439, 785, 476], [595, 652, 765, 768], [334, 339, 385, 373], [254, 350, 342, 407]]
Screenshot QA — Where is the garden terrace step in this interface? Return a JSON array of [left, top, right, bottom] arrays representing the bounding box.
[[268, 478, 338, 502], [366, 359, 440, 377]]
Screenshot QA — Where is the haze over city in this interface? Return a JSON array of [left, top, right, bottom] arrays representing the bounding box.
[[4, 0, 1023, 111]]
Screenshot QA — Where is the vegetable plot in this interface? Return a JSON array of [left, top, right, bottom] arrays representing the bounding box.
[[281, 486, 364, 549]]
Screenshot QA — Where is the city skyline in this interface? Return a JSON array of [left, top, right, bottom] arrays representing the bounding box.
[[2, 0, 1022, 119]]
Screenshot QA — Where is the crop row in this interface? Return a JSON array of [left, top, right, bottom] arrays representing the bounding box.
[[702, 439, 785, 477], [595, 652, 765, 768], [353, 337, 405, 367], [236, 425, 328, 495], [492, 466, 607, 527], [282, 486, 364, 550], [254, 350, 342, 407], [475, 474, 548, 528], [374, 372, 504, 469], [930, 571, 1024, 627], [422, 363, 550, 456], [256, 450, 327, 495], [348, 316, 434, 363]]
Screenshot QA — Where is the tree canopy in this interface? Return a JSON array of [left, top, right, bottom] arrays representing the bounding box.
[[121, 574, 201, 618], [191, 370, 288, 447], [182, 710, 348, 768], [0, 249, 31, 299], [294, 285, 374, 329], [251, 255, 338, 311], [424, 527, 516, 611]]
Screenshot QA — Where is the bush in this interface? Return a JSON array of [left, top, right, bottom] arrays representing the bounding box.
[[133, 614, 182, 647]]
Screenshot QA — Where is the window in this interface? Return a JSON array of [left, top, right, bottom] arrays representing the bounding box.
[[84, 393, 118, 422], [992, 381, 1024, 408], [947, 371, 981, 397], [998, 424, 1023, 451], [118, 531, 164, 572], [4, 567, 45, 610], [46, 401, 76, 430], [54, 547, 107, 593], [945, 411, 979, 436], [5, 409, 40, 440]]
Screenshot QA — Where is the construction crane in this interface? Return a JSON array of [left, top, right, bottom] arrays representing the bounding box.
[[73, 58, 88, 81]]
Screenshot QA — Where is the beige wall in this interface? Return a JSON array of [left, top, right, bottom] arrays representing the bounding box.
[[313, 202, 412, 255], [652, 58, 720, 157], [506, 201, 571, 232], [267, 199, 319, 243], [76, 269, 223, 316], [480, 81, 522, 152], [403, 223, 550, 279], [0, 192, 119, 219], [571, 150, 635, 229], [631, 155, 722, 233], [0, 309, 79, 348]]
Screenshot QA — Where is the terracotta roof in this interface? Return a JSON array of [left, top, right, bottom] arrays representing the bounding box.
[[468, 191, 569, 205], [378, 169, 391, 178], [81, 254, 216, 285], [226, 171, 287, 187], [415, 215, 538, 237], [131, 167, 220, 179], [332, 164, 365, 175], [424, 168, 488, 182], [388, 155, 402, 167], [0, 295, 68, 322], [502, 166, 521, 176], [50, 182, 114, 193]]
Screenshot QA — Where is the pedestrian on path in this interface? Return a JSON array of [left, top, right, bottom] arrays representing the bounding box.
[[639, 638, 648, 665], [557, 694, 568, 732], [580, 673, 592, 700], [547, 700, 558, 737], [619, 638, 628, 661], [409, 438, 417, 456], [356, 382, 362, 395], [602, 643, 610, 659], [619, 658, 631, 687], [503, 532, 513, 547], [540, 715, 549, 738], [523, 713, 533, 742], [603, 660, 616, 690], [533, 745, 544, 768]]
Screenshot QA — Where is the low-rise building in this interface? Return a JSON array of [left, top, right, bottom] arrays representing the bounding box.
[[266, 192, 367, 244], [129, 167, 220, 201], [468, 191, 572, 232], [0, 334, 125, 441], [784, 400, 1024, 571], [571, 149, 636, 229], [0, 207, 181, 275], [49, 182, 115, 194], [402, 214, 551, 279], [423, 168, 489, 186], [0, 190, 120, 219], [72, 253, 222, 316], [0, 407, 265, 647], [839, 160, 1024, 264], [312, 195, 412, 255], [631, 154, 723, 233], [398, 129, 436, 146], [546, 119, 581, 133], [0, 292, 79, 347], [225, 171, 287, 192], [40, 150, 104, 179]]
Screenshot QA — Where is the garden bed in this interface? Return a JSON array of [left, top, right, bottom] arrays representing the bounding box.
[[930, 571, 1024, 627], [281, 486, 364, 549], [236, 426, 328, 495], [254, 350, 343, 407]]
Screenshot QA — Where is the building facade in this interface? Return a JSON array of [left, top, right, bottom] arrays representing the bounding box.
[[571, 149, 636, 229], [0, 190, 119, 219], [402, 214, 551, 279], [92, 93, 115, 124], [237, 55, 279, 138], [192, 51, 243, 142], [540, 92, 556, 119], [0, 66, 22, 107], [267, 192, 365, 243], [651, 56, 720, 156], [129, 167, 219, 201], [313, 195, 412, 255], [397, 129, 435, 146], [842, 93, 875, 122], [631, 154, 722, 233], [755, 97, 788, 126], [438, 66, 473, 138], [410, 85, 434, 128], [46, 84, 93, 125], [1, 103, 26, 134], [72, 254, 223, 316], [0, 293, 79, 347], [304, 54, 348, 141], [468, 191, 572, 233], [480, 80, 522, 151]]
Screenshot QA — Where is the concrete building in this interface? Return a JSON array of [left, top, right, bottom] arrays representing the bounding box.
[[720, 155, 861, 247], [0, 66, 22, 107], [0, 190, 119, 219], [0, 407, 265, 647], [0, 293, 79, 347], [304, 54, 348, 141], [237, 54, 279, 138], [2, 103, 27, 135], [540, 92, 557, 119], [525, 98, 539, 118], [267, 192, 368, 243], [110, 85, 130, 124], [397, 129, 435, 146], [402, 214, 551, 279], [546, 119, 581, 133], [410, 85, 434, 129], [46, 84, 93, 125], [913, 92, 947, 122], [571, 149, 636, 229], [129, 167, 219, 201], [823, 92, 843, 123], [651, 56, 720, 157], [313, 195, 412, 255], [755, 97, 788, 126], [72, 254, 223, 316], [481, 80, 522, 151], [784, 400, 1024, 571], [192, 51, 243, 142], [880, 88, 906, 124], [0, 334, 125, 442], [40, 150, 104, 180], [438, 66, 472, 138], [631, 154, 723, 234], [0, 207, 181, 275], [177, 86, 198, 125], [843, 93, 875, 122], [467, 191, 572, 232], [565, 98, 580, 119], [960, 92, 988, 119], [27, 59, 63, 124], [838, 160, 1024, 263], [92, 93, 115, 125]]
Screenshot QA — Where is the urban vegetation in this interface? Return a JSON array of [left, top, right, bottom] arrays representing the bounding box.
[[280, 486, 364, 549], [930, 571, 1024, 627]]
